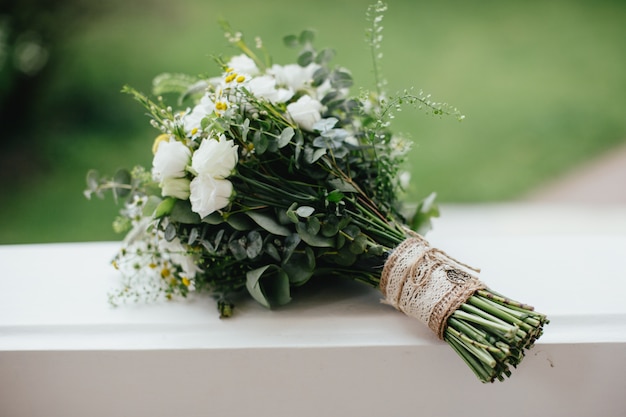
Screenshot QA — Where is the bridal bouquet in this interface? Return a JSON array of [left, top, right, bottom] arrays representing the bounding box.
[[86, 2, 547, 383]]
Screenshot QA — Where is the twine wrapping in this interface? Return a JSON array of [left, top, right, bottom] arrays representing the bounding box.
[[380, 235, 486, 339]]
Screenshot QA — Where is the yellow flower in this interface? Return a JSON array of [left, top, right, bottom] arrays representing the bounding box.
[[215, 101, 228, 112], [182, 277, 190, 287], [225, 73, 238, 83]]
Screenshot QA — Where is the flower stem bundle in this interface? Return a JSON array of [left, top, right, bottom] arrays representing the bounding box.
[[446, 290, 548, 382], [86, 2, 547, 383]]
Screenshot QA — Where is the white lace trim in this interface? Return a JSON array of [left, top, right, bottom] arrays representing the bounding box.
[[381, 236, 485, 338]]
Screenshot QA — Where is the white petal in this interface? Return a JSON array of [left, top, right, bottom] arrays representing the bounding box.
[[189, 174, 233, 218]]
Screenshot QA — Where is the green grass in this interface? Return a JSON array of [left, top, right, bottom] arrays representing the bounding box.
[[1, 0, 625, 243]]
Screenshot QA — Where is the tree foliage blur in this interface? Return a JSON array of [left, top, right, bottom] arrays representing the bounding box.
[[0, 0, 116, 181]]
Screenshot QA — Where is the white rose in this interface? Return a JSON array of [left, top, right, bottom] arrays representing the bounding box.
[[161, 177, 191, 200], [270, 63, 319, 91], [247, 75, 294, 103], [227, 54, 259, 76], [189, 174, 234, 218], [191, 136, 238, 179], [286, 95, 323, 131], [152, 139, 191, 181]]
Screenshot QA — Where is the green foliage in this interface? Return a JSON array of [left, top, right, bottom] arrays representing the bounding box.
[[246, 265, 291, 308]]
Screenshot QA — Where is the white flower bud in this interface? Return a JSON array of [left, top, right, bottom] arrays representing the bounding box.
[[161, 177, 191, 200], [152, 139, 191, 182], [286, 95, 323, 131]]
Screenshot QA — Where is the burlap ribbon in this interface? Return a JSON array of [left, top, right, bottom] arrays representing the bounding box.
[[380, 235, 486, 339]]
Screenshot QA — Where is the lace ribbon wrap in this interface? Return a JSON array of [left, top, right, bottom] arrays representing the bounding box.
[[380, 236, 486, 339]]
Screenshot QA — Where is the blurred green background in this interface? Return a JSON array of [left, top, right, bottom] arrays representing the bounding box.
[[1, 0, 625, 244]]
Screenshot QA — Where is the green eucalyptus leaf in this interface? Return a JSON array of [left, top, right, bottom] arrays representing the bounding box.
[[283, 34, 299, 48], [296, 206, 315, 218], [337, 215, 352, 229], [306, 216, 321, 235], [349, 234, 368, 255], [246, 230, 263, 259], [265, 242, 281, 262], [202, 212, 224, 225], [312, 67, 329, 87], [246, 265, 291, 308], [187, 227, 199, 245], [296, 222, 333, 247], [266, 137, 279, 153], [286, 203, 299, 224], [327, 178, 358, 193], [214, 228, 225, 248], [240, 118, 250, 142], [297, 50, 314, 67], [229, 236, 248, 261], [315, 48, 335, 65], [114, 168, 131, 185], [278, 127, 295, 148], [246, 211, 291, 236], [227, 213, 255, 231], [304, 146, 326, 164], [299, 30, 315, 45], [164, 223, 177, 242], [253, 130, 269, 155], [330, 69, 353, 89], [320, 91, 340, 105], [342, 224, 361, 239], [331, 246, 357, 266], [368, 245, 385, 256], [170, 199, 201, 224], [201, 239, 215, 253], [321, 214, 340, 237], [294, 131, 304, 167], [282, 246, 315, 286], [283, 233, 301, 262], [336, 232, 346, 249], [325, 97, 347, 112]]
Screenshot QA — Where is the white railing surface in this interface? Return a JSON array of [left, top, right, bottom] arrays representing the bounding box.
[[1, 203, 625, 417]]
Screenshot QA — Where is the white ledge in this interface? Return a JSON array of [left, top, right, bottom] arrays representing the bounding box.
[[1, 203, 625, 417]]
